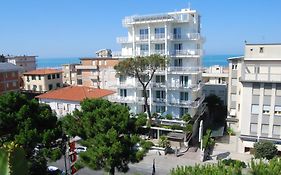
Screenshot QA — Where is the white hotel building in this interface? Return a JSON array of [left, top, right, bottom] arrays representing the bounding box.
[[111, 8, 205, 119], [228, 44, 281, 153]]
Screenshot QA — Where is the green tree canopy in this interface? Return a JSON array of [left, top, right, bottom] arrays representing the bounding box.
[[0, 92, 62, 174], [114, 54, 167, 119], [62, 99, 145, 175], [254, 141, 278, 160]]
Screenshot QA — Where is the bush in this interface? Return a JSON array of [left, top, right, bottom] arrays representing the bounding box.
[[140, 140, 154, 150], [254, 141, 277, 160], [165, 114, 173, 120], [250, 158, 281, 175], [226, 127, 235, 136], [203, 129, 214, 149], [221, 159, 246, 168], [170, 124, 183, 130], [158, 136, 170, 148], [183, 124, 193, 133], [182, 113, 191, 122], [135, 113, 147, 127]]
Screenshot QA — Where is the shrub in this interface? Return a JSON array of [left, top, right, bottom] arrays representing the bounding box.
[[250, 158, 281, 175], [182, 113, 191, 122], [170, 124, 183, 130], [183, 124, 193, 133], [202, 129, 214, 149], [135, 113, 147, 127], [158, 136, 170, 148], [221, 159, 246, 168], [226, 127, 235, 136], [140, 140, 154, 150], [254, 141, 277, 160], [165, 114, 173, 120]]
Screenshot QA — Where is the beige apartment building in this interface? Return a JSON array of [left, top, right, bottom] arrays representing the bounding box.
[[76, 57, 118, 90], [62, 64, 78, 85], [23, 69, 63, 93], [228, 44, 281, 153]]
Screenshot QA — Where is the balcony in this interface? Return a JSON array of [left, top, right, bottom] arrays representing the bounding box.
[[151, 82, 166, 88], [135, 35, 149, 42], [136, 97, 151, 104], [171, 49, 202, 57], [167, 83, 203, 91], [112, 51, 132, 58], [150, 34, 165, 41], [168, 94, 205, 108], [108, 96, 135, 104], [75, 65, 97, 70], [167, 66, 200, 74], [135, 50, 149, 57], [117, 82, 136, 88], [170, 33, 201, 40], [116, 37, 132, 44], [153, 98, 166, 104]]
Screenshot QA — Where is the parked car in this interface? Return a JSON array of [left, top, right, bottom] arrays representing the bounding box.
[[75, 146, 87, 153], [47, 166, 63, 175]]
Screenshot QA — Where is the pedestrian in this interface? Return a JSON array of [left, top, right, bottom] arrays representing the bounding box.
[[152, 158, 155, 175]]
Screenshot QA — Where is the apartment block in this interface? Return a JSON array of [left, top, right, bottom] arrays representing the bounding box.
[[202, 65, 228, 105], [111, 8, 205, 119], [6, 55, 36, 72], [23, 69, 63, 93], [228, 44, 281, 153], [76, 57, 118, 90], [62, 64, 78, 85], [0, 63, 21, 94]]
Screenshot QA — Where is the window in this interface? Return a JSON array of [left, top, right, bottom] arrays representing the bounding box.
[[92, 60, 96, 65], [259, 47, 264, 53], [39, 85, 42, 91], [274, 106, 281, 115], [38, 75, 41, 80], [261, 124, 269, 134], [27, 85, 30, 90], [140, 44, 148, 51], [32, 85, 37, 91], [251, 104, 259, 114], [27, 76, 30, 81], [47, 74, 51, 80], [180, 92, 188, 101], [156, 90, 165, 99], [263, 105, 270, 115], [77, 79, 82, 85], [119, 75, 126, 84], [156, 106, 165, 113], [56, 74, 60, 78], [56, 83, 61, 88], [174, 59, 182, 67], [250, 123, 257, 133], [49, 84, 53, 90], [66, 104, 71, 112], [154, 27, 165, 38], [180, 107, 189, 117], [155, 44, 165, 51], [173, 27, 181, 39], [174, 43, 183, 51], [142, 90, 149, 98], [232, 64, 238, 70], [57, 103, 63, 109], [52, 74, 55, 79], [120, 89, 127, 97], [180, 76, 188, 87], [155, 75, 165, 83], [273, 125, 281, 136], [32, 75, 36, 80], [139, 28, 148, 39], [254, 66, 260, 74]]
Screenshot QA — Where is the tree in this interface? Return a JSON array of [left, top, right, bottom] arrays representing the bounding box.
[[114, 54, 167, 120], [254, 141, 277, 160], [62, 99, 145, 175], [0, 92, 61, 174]]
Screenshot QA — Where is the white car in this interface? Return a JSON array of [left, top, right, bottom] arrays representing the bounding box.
[[75, 146, 87, 153]]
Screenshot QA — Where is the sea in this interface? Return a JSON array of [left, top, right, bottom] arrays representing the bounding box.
[[37, 55, 239, 68]]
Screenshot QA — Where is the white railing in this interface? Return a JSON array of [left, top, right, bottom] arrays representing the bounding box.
[[167, 83, 203, 91], [135, 51, 149, 56], [75, 65, 97, 70], [135, 34, 149, 41], [108, 96, 135, 103], [168, 94, 205, 108], [153, 98, 166, 104], [151, 82, 166, 88], [151, 33, 165, 40], [136, 97, 151, 104], [170, 33, 201, 40], [117, 82, 136, 88], [112, 51, 132, 58], [116, 37, 131, 43], [167, 66, 200, 73], [171, 49, 202, 56], [150, 50, 165, 55]]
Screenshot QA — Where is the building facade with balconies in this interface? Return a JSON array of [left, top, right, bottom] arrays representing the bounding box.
[[227, 44, 281, 153], [6, 55, 36, 73], [62, 63, 78, 86], [76, 57, 118, 90], [0, 63, 22, 94], [111, 8, 205, 119]]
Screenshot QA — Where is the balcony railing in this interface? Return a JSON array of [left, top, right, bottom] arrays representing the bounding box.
[[151, 82, 166, 88], [135, 34, 149, 41], [136, 97, 151, 104], [150, 50, 165, 55], [117, 82, 136, 88], [170, 33, 201, 40], [167, 66, 201, 73], [75, 65, 97, 70], [108, 96, 135, 104], [116, 37, 131, 44], [151, 34, 165, 40], [153, 98, 166, 104], [168, 94, 205, 108], [171, 49, 202, 56], [167, 83, 203, 91]]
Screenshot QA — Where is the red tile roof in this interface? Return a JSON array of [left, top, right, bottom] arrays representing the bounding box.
[[36, 86, 115, 102], [23, 69, 62, 75]]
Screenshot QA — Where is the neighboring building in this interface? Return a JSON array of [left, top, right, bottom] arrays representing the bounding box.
[[202, 65, 228, 105], [76, 57, 118, 90], [0, 63, 22, 94], [6, 55, 36, 72], [23, 69, 63, 93], [111, 8, 205, 119], [228, 44, 281, 153], [36, 86, 115, 117], [96, 49, 112, 58], [62, 64, 78, 86]]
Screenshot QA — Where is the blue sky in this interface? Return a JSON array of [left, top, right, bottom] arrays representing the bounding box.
[[0, 0, 281, 58]]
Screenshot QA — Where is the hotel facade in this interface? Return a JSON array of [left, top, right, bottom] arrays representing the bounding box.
[[111, 8, 205, 119], [227, 44, 281, 153]]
